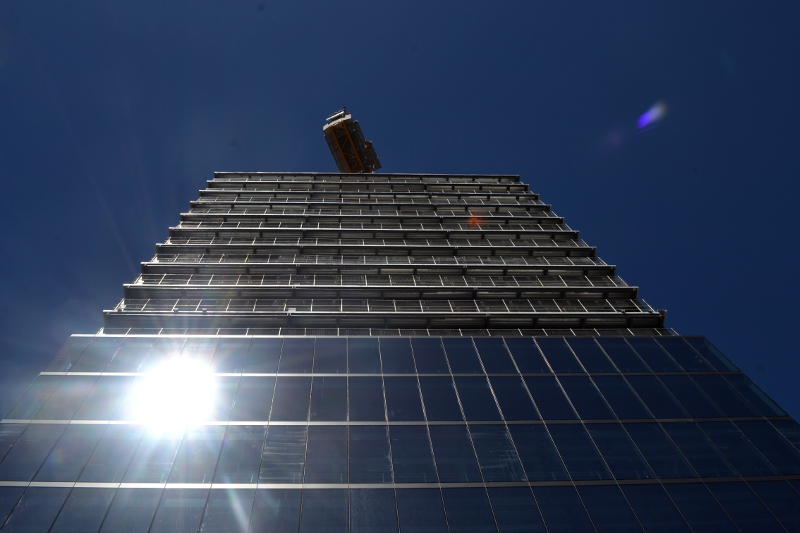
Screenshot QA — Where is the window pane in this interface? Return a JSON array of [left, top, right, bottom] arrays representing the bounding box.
[[249, 490, 301, 532], [389, 426, 437, 483], [168, 426, 225, 483], [0, 424, 26, 460], [532, 486, 594, 532], [505, 338, 549, 374], [474, 338, 517, 373], [736, 421, 800, 475], [35, 425, 105, 482], [242, 338, 282, 373], [547, 424, 610, 480], [664, 483, 735, 531], [443, 338, 483, 373], [725, 374, 786, 417], [309, 377, 347, 421], [490, 376, 539, 421], [659, 375, 722, 418], [200, 489, 255, 533], [3, 487, 70, 532], [349, 338, 381, 373], [348, 377, 385, 421], [709, 482, 783, 532], [380, 338, 415, 373], [536, 338, 582, 372], [684, 337, 737, 371], [349, 426, 392, 483], [567, 338, 615, 373], [50, 487, 115, 533], [656, 337, 712, 371], [7, 376, 65, 419], [429, 425, 481, 482], [313, 338, 347, 373], [442, 488, 497, 533], [419, 376, 463, 421], [214, 426, 264, 483], [701, 421, 775, 476], [692, 375, 757, 417], [577, 485, 640, 532], [662, 422, 735, 478], [593, 376, 650, 419], [75, 376, 134, 419], [627, 376, 686, 418], [524, 376, 576, 420], [0, 424, 65, 481], [259, 425, 308, 483], [212, 339, 252, 373], [627, 337, 680, 371], [211, 377, 239, 421], [79, 425, 142, 482], [299, 489, 347, 533], [396, 489, 448, 533], [749, 481, 800, 531], [35, 376, 96, 420], [586, 423, 653, 479], [412, 338, 449, 373], [150, 489, 208, 533], [0, 487, 24, 527], [624, 423, 695, 479], [621, 484, 688, 532], [123, 432, 182, 483], [470, 425, 526, 481], [509, 424, 568, 481], [350, 489, 398, 533], [230, 377, 274, 421], [455, 377, 501, 421], [271, 377, 310, 421], [100, 488, 162, 533], [384, 377, 423, 421], [304, 425, 347, 483], [278, 338, 314, 373], [559, 376, 613, 420], [597, 338, 648, 372], [488, 487, 546, 533]]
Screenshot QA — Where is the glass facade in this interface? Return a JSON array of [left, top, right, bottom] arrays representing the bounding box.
[[2, 173, 798, 531]]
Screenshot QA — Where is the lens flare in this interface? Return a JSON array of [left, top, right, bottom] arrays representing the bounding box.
[[637, 101, 668, 129], [129, 357, 215, 431]]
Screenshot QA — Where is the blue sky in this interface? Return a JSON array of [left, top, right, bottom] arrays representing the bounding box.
[[1, 2, 799, 417]]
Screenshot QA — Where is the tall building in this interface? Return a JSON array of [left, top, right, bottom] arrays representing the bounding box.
[[1, 170, 799, 532]]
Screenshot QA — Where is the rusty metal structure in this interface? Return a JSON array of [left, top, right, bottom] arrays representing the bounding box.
[[323, 108, 381, 173]]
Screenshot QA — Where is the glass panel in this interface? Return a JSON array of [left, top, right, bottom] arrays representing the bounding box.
[[429, 425, 481, 482], [348, 338, 381, 373], [6, 376, 65, 419], [75, 376, 133, 419], [168, 426, 225, 483], [470, 425, 526, 481], [123, 432, 182, 483], [567, 338, 615, 373], [597, 338, 648, 372], [531, 486, 594, 532], [380, 338, 415, 373], [278, 338, 314, 373], [664, 483, 735, 531], [725, 374, 787, 417], [304, 425, 347, 483], [270, 377, 311, 421], [50, 487, 115, 533], [535, 338, 582, 372], [150, 489, 208, 533], [559, 376, 613, 420], [350, 489, 398, 533], [0, 487, 24, 527], [684, 337, 738, 371], [199, 489, 255, 533], [389, 426, 437, 483], [505, 338, 549, 374], [249, 490, 301, 532], [299, 489, 347, 533], [627, 337, 680, 371], [0, 424, 64, 481], [212, 339, 252, 373], [100, 488, 162, 532], [508, 424, 568, 481], [490, 376, 539, 421], [396, 489, 448, 533], [488, 487, 546, 532], [524, 376, 576, 420], [662, 422, 735, 478], [419, 376, 463, 421], [701, 421, 775, 476], [692, 374, 757, 417], [411, 338, 449, 373], [656, 337, 712, 371], [547, 424, 610, 480], [659, 375, 722, 418], [213, 426, 264, 483], [621, 484, 689, 532], [384, 377, 423, 421], [79, 425, 142, 482], [624, 423, 695, 478], [454, 377, 501, 421], [443, 338, 483, 373], [230, 377, 274, 421], [626, 376, 686, 418], [348, 377, 386, 421], [0, 424, 26, 460], [577, 485, 640, 532], [314, 338, 347, 373], [442, 488, 497, 533], [474, 338, 517, 373], [708, 482, 783, 532], [242, 338, 282, 373], [2, 487, 69, 532], [593, 376, 651, 419], [586, 423, 653, 479], [349, 426, 392, 483], [749, 481, 800, 531], [211, 377, 239, 421], [35, 425, 105, 481], [735, 421, 800, 474], [259, 425, 307, 483], [309, 377, 347, 421]]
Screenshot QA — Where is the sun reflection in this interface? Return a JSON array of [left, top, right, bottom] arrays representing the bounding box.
[[130, 357, 215, 431]]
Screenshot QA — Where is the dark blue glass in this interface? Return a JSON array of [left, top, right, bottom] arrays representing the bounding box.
[[419, 376, 463, 421], [443, 338, 483, 373], [0, 424, 26, 460], [200, 489, 255, 533], [597, 338, 648, 372], [0, 487, 24, 527], [270, 377, 310, 421], [396, 489, 448, 533], [35, 425, 105, 481], [692, 375, 757, 417], [168, 426, 225, 483], [771, 419, 800, 450], [212, 338, 251, 372], [664, 483, 734, 531], [72, 338, 120, 372], [0, 424, 64, 481], [100, 488, 162, 532], [442, 488, 498, 533], [49, 487, 115, 533], [455, 377, 502, 420], [509, 424, 568, 480], [428, 425, 482, 482], [684, 337, 738, 371], [524, 376, 576, 420], [299, 489, 348, 532], [662, 422, 735, 478], [79, 425, 142, 482], [380, 338, 415, 373], [384, 377, 423, 421], [659, 375, 722, 418], [724, 374, 787, 417], [75, 376, 134, 420], [350, 489, 398, 533], [411, 338, 449, 373], [708, 482, 783, 532], [535, 338, 583, 372], [577, 485, 640, 531], [35, 376, 96, 420], [278, 338, 315, 373], [627, 337, 680, 371], [304, 425, 347, 483], [547, 423, 611, 480], [313, 338, 347, 373], [242, 338, 282, 373], [214, 426, 265, 483], [656, 337, 713, 371], [259, 425, 307, 483], [470, 425, 527, 481], [567, 338, 616, 373], [505, 338, 550, 373], [474, 338, 517, 373], [348, 377, 386, 421], [123, 432, 182, 483], [621, 484, 689, 532], [627, 376, 687, 418], [249, 490, 301, 532], [47, 337, 91, 371], [229, 376, 274, 420], [309, 377, 347, 421], [150, 489, 208, 533], [532, 486, 594, 532], [624, 423, 695, 478], [348, 338, 381, 373], [2, 487, 69, 532], [735, 421, 800, 474], [490, 376, 539, 420], [389, 426, 437, 482], [749, 481, 800, 531], [592, 376, 651, 419], [349, 426, 392, 483], [587, 423, 654, 479], [488, 487, 546, 532], [701, 421, 776, 476], [559, 376, 613, 419]]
